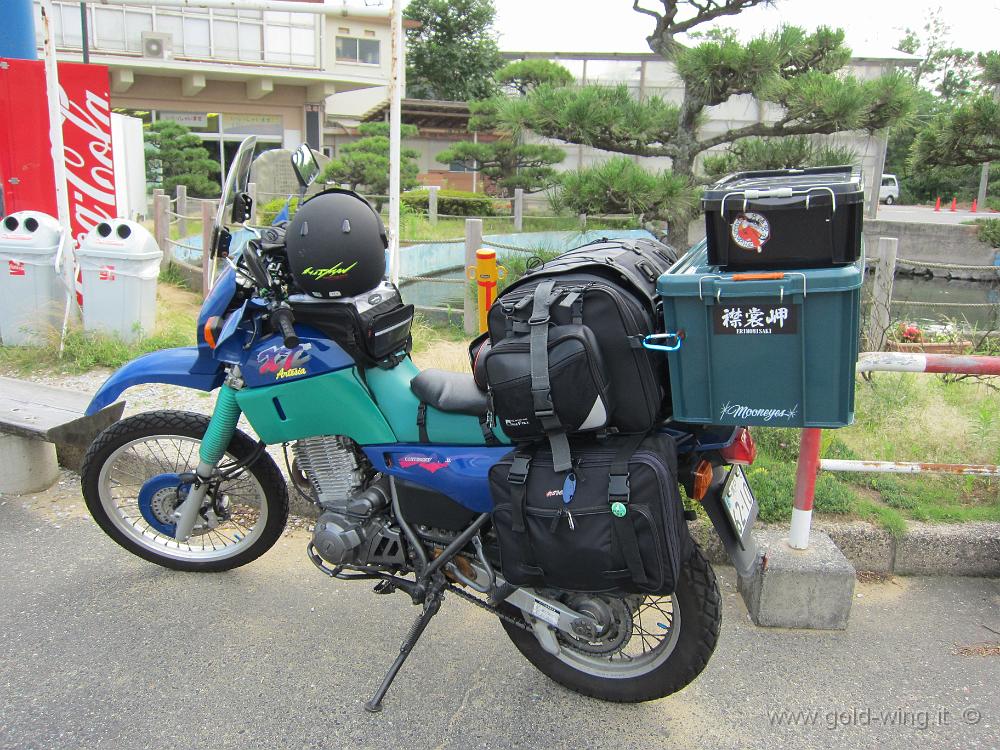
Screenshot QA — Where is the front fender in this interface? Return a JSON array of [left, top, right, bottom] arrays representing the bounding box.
[[86, 347, 225, 416]]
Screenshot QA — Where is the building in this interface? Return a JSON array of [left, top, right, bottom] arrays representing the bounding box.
[[36, 0, 394, 185]]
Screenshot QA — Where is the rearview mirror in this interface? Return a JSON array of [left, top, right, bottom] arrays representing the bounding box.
[[291, 144, 321, 188]]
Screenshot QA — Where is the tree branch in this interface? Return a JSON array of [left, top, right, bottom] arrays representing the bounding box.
[[668, 0, 771, 34], [632, 0, 662, 22], [696, 118, 836, 151]]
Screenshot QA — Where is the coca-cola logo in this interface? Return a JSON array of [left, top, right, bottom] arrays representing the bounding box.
[[59, 84, 116, 246]]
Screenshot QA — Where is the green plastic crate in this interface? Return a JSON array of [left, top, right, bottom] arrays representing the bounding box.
[[657, 240, 862, 428]]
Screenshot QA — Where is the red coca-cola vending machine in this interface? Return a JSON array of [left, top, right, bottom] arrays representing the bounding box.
[[0, 59, 116, 244]]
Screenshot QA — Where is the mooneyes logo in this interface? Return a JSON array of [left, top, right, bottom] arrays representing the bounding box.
[[301, 262, 358, 281]]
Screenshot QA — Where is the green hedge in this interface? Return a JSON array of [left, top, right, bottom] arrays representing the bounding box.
[[401, 189, 496, 217], [258, 196, 299, 225]]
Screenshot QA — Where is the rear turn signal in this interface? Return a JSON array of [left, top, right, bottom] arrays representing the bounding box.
[[692, 460, 713, 501], [720, 427, 757, 466], [203, 316, 222, 349]]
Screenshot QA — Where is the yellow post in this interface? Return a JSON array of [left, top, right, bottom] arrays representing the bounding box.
[[466, 248, 507, 333]]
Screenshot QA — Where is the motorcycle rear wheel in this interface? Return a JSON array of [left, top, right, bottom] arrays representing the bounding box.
[[81, 410, 288, 572], [499, 545, 721, 702]]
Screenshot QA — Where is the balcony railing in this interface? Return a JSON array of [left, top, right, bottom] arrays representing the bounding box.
[[36, 0, 321, 69]]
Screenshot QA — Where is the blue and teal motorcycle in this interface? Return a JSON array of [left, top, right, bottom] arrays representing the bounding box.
[[81, 138, 758, 709]]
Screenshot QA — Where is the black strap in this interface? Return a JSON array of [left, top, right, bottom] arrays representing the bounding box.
[[528, 280, 572, 472], [479, 414, 500, 446], [608, 432, 651, 587], [613, 514, 650, 586], [507, 454, 531, 533], [416, 402, 430, 443]]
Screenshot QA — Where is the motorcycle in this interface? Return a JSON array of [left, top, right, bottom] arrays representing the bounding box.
[[80, 137, 760, 711]]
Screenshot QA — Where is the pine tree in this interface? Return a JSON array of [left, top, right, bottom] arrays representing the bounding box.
[[144, 121, 221, 198]]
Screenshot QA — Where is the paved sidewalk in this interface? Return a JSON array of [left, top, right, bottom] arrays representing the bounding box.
[[1, 494, 997, 750]]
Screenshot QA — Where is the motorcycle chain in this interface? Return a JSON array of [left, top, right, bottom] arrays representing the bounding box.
[[444, 583, 532, 633]]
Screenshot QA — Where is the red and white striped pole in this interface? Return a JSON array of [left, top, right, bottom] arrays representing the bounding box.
[[857, 351, 1000, 377], [789, 427, 822, 550]]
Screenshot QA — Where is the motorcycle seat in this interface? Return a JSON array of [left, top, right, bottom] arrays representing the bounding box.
[[410, 369, 489, 416]]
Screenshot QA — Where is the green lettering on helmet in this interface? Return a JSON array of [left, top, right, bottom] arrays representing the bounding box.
[[301, 262, 358, 280]]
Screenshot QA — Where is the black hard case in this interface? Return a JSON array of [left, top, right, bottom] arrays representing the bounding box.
[[702, 166, 864, 270]]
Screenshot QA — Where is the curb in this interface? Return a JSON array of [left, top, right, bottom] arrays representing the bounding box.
[[691, 519, 1000, 577]]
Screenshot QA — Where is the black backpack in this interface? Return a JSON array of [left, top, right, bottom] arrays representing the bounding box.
[[484, 238, 677, 470]]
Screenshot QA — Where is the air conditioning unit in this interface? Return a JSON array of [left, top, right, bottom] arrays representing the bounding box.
[[141, 32, 174, 60]]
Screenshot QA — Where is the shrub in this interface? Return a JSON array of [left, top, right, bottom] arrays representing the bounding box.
[[558, 157, 701, 229], [401, 189, 496, 217], [973, 217, 1000, 248], [258, 196, 300, 226]]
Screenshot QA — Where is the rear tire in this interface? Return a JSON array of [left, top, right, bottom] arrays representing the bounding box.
[[884, 195, 896, 205], [500, 544, 721, 702], [81, 410, 288, 572]]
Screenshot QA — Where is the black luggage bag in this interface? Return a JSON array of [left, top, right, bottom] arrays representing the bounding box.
[[489, 433, 692, 595], [485, 238, 677, 455]]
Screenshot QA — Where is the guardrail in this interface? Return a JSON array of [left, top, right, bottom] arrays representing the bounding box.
[[789, 351, 1000, 549]]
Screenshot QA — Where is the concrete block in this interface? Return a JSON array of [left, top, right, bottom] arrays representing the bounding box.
[[894, 522, 1000, 577], [0, 435, 59, 494], [738, 529, 856, 630]]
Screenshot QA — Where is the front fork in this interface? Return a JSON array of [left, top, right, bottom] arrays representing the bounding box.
[[173, 371, 244, 542]]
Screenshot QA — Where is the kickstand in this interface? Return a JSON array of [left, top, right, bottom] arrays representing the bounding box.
[[364, 583, 445, 713]]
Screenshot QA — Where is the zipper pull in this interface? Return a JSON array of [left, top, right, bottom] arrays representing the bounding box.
[[562, 472, 577, 505], [566, 509, 576, 531], [549, 507, 564, 533]]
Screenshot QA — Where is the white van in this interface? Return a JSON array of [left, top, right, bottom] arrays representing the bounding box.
[[880, 174, 900, 204]]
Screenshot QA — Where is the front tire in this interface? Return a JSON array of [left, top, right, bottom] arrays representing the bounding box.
[[500, 545, 721, 702], [884, 195, 896, 205], [81, 410, 288, 572]]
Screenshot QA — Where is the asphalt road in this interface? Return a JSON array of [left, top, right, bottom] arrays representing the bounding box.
[[876, 203, 994, 225], [1, 491, 998, 750]]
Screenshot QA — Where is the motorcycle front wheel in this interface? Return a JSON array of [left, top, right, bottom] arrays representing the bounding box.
[[500, 545, 721, 702], [81, 410, 288, 572]]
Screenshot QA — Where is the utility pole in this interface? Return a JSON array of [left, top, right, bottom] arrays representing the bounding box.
[[40, 0, 72, 237], [388, 0, 403, 286], [80, 2, 90, 63]]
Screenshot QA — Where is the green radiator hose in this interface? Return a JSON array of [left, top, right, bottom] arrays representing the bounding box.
[[199, 384, 242, 466]]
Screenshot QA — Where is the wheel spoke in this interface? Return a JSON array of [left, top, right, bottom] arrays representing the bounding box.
[[96, 431, 270, 563]]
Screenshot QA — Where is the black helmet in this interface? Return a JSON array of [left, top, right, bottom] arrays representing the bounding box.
[[285, 188, 387, 298]]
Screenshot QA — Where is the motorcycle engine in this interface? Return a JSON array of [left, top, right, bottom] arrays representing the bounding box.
[[294, 436, 406, 569]]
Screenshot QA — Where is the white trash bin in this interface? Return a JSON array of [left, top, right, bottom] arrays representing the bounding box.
[[76, 220, 162, 343], [0, 211, 64, 345]]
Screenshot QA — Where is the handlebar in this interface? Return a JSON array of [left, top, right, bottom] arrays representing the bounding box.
[[271, 304, 299, 349]]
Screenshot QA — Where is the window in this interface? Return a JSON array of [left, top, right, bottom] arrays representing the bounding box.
[[449, 160, 476, 173], [336, 36, 380, 65]]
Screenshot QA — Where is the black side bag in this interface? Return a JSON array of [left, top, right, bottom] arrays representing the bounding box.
[[489, 433, 692, 595], [290, 281, 414, 368]]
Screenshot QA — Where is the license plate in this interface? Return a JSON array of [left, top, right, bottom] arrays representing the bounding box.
[[721, 466, 758, 547]]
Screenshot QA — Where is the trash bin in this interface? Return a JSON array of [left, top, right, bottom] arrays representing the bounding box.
[[76, 220, 162, 343], [0, 211, 64, 345], [657, 240, 863, 428]]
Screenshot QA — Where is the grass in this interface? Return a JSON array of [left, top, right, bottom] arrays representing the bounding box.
[[398, 214, 639, 243], [159, 262, 191, 289], [0, 284, 198, 376], [743, 372, 1000, 534]]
